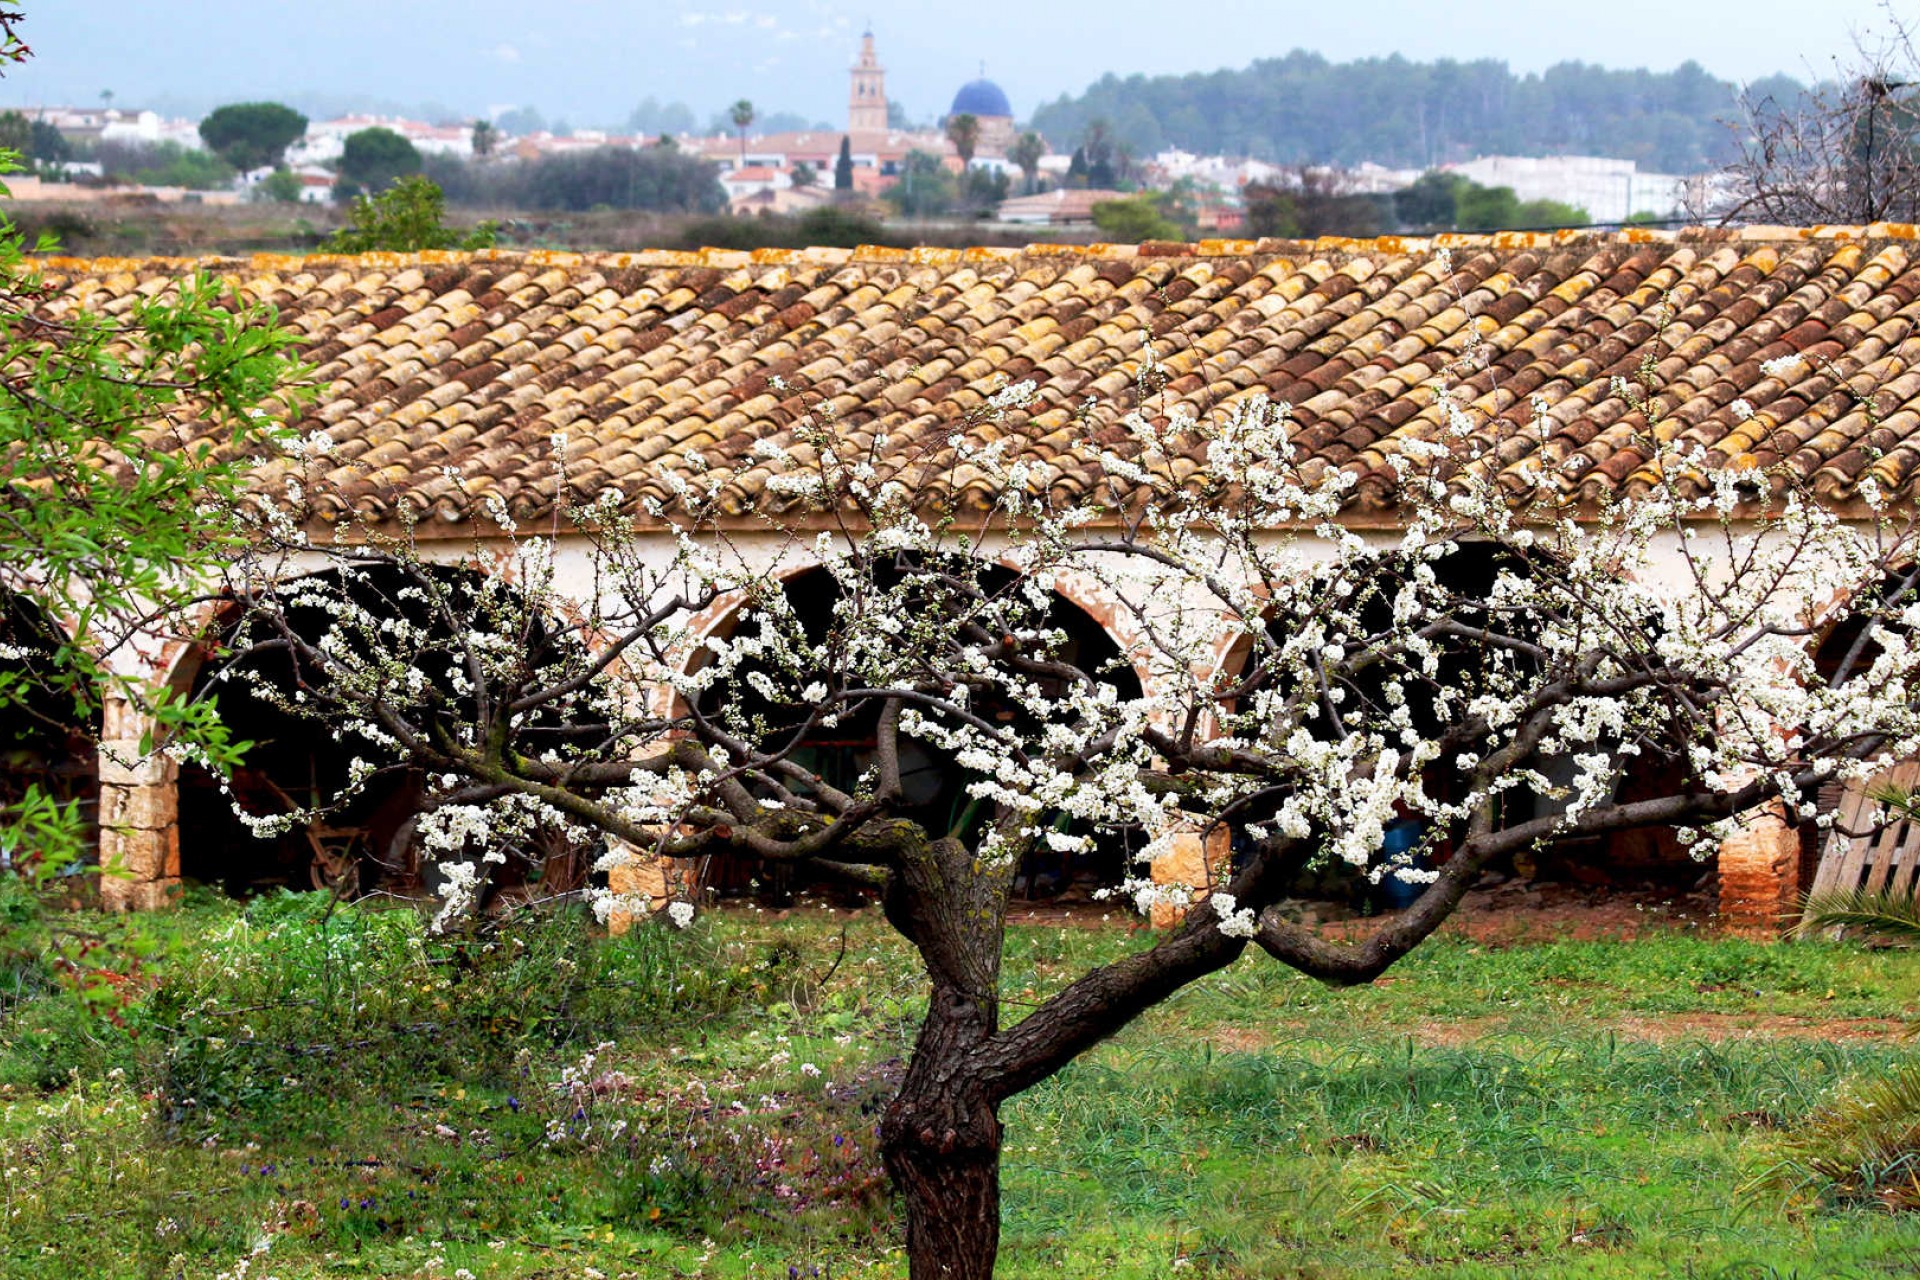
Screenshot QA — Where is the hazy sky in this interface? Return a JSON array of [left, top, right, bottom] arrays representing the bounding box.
[[9, 0, 1909, 129]]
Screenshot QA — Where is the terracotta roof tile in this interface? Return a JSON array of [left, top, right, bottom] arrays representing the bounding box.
[[40, 229, 1920, 527]]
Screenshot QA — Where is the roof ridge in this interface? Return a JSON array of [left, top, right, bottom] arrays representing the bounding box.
[[29, 222, 1920, 275]]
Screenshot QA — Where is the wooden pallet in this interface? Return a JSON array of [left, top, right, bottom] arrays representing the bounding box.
[[1805, 761, 1920, 913]]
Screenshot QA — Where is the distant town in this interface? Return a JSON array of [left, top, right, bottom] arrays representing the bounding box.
[[3, 30, 1739, 250]]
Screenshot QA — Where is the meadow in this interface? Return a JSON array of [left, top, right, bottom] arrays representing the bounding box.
[[5, 886, 1920, 1278]]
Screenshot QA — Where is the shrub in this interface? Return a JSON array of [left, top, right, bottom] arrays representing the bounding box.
[[1754, 1063, 1920, 1209], [138, 892, 763, 1133], [325, 175, 496, 253]]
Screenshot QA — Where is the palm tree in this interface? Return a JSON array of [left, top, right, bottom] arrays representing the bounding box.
[[1803, 782, 1920, 940], [1009, 131, 1046, 194], [1802, 888, 1920, 939], [730, 99, 755, 166], [470, 119, 497, 159], [945, 113, 980, 168]]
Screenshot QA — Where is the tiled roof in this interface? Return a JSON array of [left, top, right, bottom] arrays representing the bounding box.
[[36, 225, 1920, 530]]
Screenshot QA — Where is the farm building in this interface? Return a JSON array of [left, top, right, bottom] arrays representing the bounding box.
[[17, 225, 1920, 932]]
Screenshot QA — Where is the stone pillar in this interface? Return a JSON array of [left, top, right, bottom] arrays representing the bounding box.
[[603, 840, 698, 935], [1147, 823, 1231, 929], [1717, 799, 1801, 938], [96, 697, 181, 912]]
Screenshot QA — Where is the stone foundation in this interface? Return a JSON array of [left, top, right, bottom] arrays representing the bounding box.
[[604, 843, 698, 935], [1147, 824, 1231, 928], [96, 701, 182, 912], [1716, 801, 1802, 938]]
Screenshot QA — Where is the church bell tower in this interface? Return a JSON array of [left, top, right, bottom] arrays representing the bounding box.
[[848, 30, 887, 134]]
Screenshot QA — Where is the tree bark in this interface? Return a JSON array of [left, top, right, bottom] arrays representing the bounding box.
[[882, 983, 1004, 1280], [881, 832, 1010, 1280]]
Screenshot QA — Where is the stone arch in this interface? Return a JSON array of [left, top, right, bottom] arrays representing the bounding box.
[[1202, 542, 1702, 896], [656, 557, 830, 720], [171, 561, 597, 900], [1765, 563, 1920, 930], [678, 555, 1149, 903]]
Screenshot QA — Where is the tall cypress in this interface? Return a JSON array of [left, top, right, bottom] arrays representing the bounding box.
[[834, 136, 854, 191]]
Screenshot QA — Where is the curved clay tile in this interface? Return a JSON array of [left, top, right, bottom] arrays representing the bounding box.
[[31, 232, 1920, 526]]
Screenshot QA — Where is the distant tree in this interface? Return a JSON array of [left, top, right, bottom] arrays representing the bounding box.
[[494, 105, 545, 136], [336, 126, 422, 195], [1065, 145, 1087, 187], [26, 117, 66, 166], [794, 203, 886, 245], [1082, 118, 1119, 188], [1514, 196, 1589, 227], [470, 119, 497, 159], [1246, 168, 1383, 238], [791, 160, 817, 189], [507, 146, 726, 214], [887, 98, 910, 130], [198, 101, 307, 172], [756, 110, 818, 134], [888, 149, 957, 217], [1244, 183, 1301, 238], [625, 96, 696, 137], [95, 140, 234, 190], [673, 203, 892, 251], [1453, 181, 1521, 231], [834, 136, 854, 191], [946, 112, 981, 167], [1008, 130, 1046, 193], [1090, 193, 1181, 241], [326, 174, 497, 252], [1394, 169, 1469, 230], [730, 98, 755, 165], [964, 166, 1009, 211], [256, 166, 302, 203], [1028, 50, 1745, 173]]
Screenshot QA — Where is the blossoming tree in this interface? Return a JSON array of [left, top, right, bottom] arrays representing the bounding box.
[[219, 347, 1920, 1279]]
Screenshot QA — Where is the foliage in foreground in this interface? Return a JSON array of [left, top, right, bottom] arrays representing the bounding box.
[[0, 159, 301, 889], [7, 900, 1920, 1277]]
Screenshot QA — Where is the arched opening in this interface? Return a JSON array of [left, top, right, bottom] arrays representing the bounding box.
[[1219, 542, 1699, 904], [0, 590, 99, 873], [1802, 569, 1920, 903], [690, 560, 1146, 904], [177, 564, 598, 901]]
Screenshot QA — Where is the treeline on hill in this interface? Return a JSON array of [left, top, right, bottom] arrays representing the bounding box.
[[1033, 50, 1806, 172]]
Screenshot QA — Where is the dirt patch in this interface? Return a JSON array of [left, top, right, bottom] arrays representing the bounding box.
[[1409, 1012, 1908, 1047], [749, 879, 1726, 939], [1204, 1025, 1284, 1053], [998, 880, 1721, 938]]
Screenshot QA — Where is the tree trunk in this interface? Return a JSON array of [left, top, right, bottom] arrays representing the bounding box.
[[881, 985, 1004, 1280], [880, 831, 1012, 1280]]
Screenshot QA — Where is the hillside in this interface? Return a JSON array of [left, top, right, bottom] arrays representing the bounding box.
[[1031, 50, 1806, 173]]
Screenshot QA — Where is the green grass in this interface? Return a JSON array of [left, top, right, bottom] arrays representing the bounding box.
[[6, 892, 1920, 1277]]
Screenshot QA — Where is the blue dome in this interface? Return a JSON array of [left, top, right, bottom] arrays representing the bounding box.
[[949, 78, 1012, 119]]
